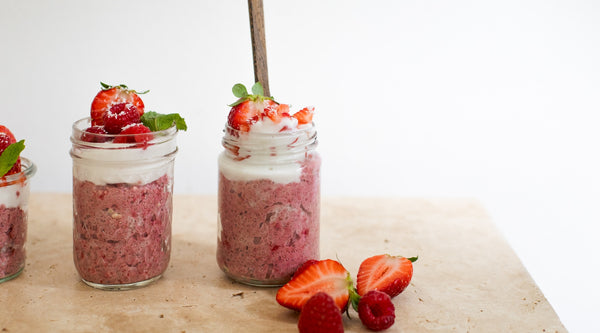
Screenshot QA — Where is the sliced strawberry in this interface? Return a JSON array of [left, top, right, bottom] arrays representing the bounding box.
[[276, 259, 352, 312], [227, 82, 278, 131], [263, 102, 288, 124], [91, 83, 146, 126], [356, 254, 417, 297], [293, 107, 314, 125], [227, 100, 261, 132], [291, 259, 319, 279]]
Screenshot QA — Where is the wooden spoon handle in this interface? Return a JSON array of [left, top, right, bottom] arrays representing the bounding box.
[[247, 0, 270, 96]]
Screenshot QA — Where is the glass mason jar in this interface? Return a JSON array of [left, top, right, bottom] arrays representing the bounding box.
[[70, 118, 178, 290], [0, 157, 36, 283], [217, 123, 321, 286]]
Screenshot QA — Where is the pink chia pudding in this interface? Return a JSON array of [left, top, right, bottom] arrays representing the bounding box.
[[73, 174, 172, 285], [217, 154, 320, 285], [0, 205, 27, 280]]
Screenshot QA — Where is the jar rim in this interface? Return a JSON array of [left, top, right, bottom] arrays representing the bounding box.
[[223, 122, 315, 138], [0, 157, 36, 186]]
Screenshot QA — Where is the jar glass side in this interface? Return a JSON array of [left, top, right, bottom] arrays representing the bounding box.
[[216, 124, 321, 286], [70, 117, 177, 290], [0, 158, 36, 283]]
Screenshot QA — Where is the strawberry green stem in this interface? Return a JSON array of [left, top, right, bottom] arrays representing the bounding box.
[[345, 272, 360, 318]]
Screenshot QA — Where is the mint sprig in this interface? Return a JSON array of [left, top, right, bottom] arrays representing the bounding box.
[[228, 82, 274, 107], [0, 140, 25, 177], [141, 111, 188, 132]]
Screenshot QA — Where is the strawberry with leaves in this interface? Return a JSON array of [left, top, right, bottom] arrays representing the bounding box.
[[227, 82, 314, 132], [82, 82, 187, 144], [0, 125, 25, 178]]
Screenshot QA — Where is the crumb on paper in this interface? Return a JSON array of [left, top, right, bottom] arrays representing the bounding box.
[[232, 291, 244, 298], [159, 314, 164, 318]]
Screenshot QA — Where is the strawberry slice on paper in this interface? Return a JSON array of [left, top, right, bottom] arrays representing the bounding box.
[[356, 254, 417, 298], [276, 259, 352, 312]]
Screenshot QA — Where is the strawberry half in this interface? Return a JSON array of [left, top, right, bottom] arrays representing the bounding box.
[[227, 82, 277, 132], [276, 259, 352, 312], [356, 254, 417, 298], [228, 100, 261, 132], [91, 82, 147, 126]]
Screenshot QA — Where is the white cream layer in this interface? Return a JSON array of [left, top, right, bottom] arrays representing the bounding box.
[[72, 140, 176, 186], [0, 182, 29, 209]]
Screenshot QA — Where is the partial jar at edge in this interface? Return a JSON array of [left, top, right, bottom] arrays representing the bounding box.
[[0, 158, 36, 283], [70, 118, 178, 290], [217, 123, 321, 287]]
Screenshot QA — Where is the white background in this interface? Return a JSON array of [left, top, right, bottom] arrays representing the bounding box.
[[1, 1, 599, 331]]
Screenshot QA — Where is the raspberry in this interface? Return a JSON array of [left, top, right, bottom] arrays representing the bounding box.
[[298, 292, 344, 333], [113, 123, 153, 144], [357, 290, 395, 331], [103, 102, 141, 134], [80, 126, 109, 143], [0, 133, 21, 175]]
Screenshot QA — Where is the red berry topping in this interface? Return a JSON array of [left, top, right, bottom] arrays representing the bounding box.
[[90, 83, 146, 126], [263, 102, 288, 124], [0, 125, 17, 142], [103, 103, 141, 134], [80, 126, 109, 143], [357, 290, 396, 331], [276, 259, 352, 312], [297, 292, 344, 333], [357, 254, 417, 298], [113, 123, 153, 144], [0, 127, 21, 175], [293, 107, 315, 125], [227, 82, 315, 131], [228, 100, 261, 132]]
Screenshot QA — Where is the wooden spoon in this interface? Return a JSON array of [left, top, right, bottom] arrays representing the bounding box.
[[247, 0, 270, 96]]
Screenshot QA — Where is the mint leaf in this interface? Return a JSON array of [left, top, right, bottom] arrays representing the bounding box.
[[0, 140, 25, 177], [232, 84, 248, 98], [141, 112, 188, 131], [251, 82, 264, 96]]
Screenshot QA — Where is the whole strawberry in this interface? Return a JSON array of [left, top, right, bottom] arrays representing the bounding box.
[[357, 254, 417, 297], [298, 292, 344, 333], [357, 290, 395, 331]]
